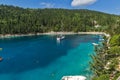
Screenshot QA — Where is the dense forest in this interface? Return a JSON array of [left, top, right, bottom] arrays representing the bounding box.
[[91, 34, 120, 80], [0, 5, 120, 35], [0, 5, 120, 80]]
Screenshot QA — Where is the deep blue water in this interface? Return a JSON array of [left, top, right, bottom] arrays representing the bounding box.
[[0, 34, 102, 80]]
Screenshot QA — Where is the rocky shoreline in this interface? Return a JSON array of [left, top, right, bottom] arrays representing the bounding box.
[[0, 32, 109, 39]]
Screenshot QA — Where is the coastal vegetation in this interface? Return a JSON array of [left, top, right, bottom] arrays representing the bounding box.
[[91, 35, 120, 80], [0, 5, 120, 35], [0, 4, 120, 80]]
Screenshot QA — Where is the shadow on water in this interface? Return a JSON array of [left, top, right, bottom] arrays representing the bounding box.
[[0, 34, 100, 74], [0, 49, 68, 74]]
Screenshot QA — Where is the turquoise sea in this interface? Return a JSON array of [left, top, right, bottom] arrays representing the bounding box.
[[0, 34, 102, 80]]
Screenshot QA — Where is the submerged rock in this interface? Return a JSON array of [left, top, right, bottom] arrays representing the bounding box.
[[0, 48, 2, 51], [0, 57, 3, 62]]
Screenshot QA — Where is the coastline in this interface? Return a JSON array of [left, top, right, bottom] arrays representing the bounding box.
[[0, 31, 109, 39]]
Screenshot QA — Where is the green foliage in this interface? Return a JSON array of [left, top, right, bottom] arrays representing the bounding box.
[[92, 74, 109, 80], [92, 35, 120, 80], [108, 46, 120, 56], [113, 72, 120, 80], [110, 35, 120, 46], [90, 45, 107, 76], [109, 58, 119, 71], [0, 5, 119, 34]]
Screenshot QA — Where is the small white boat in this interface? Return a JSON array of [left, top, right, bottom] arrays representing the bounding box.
[[92, 43, 98, 46], [99, 38, 104, 41], [61, 76, 86, 80], [56, 35, 65, 41], [57, 37, 60, 41]]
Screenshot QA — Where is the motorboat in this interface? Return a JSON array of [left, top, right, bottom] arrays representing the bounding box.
[[57, 35, 65, 41], [61, 75, 86, 80], [92, 43, 98, 46]]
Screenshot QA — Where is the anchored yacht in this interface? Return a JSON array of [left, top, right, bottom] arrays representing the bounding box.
[[61, 76, 86, 80], [57, 35, 65, 41]]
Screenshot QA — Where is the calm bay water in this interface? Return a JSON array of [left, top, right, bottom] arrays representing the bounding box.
[[0, 34, 102, 80]]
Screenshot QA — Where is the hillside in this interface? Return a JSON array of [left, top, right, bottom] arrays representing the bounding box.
[[0, 5, 120, 35]]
